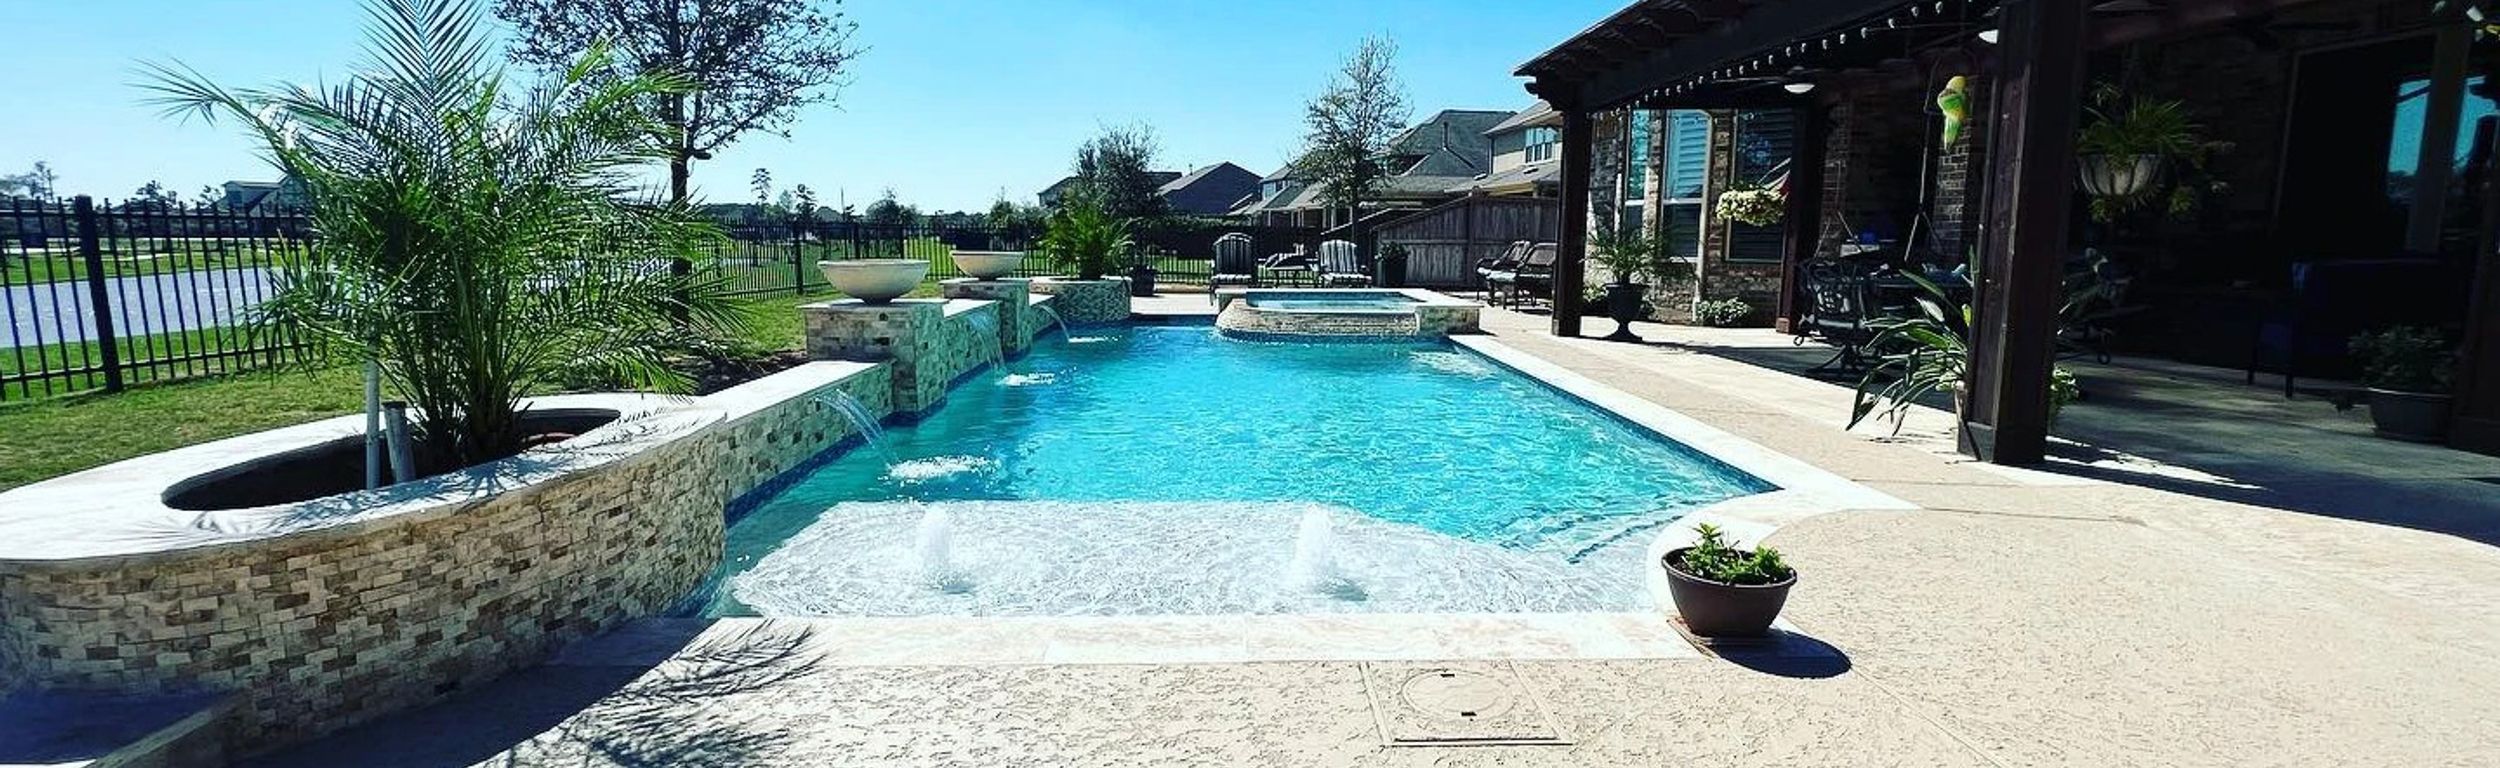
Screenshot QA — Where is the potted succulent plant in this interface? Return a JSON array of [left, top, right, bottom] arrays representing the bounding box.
[[1662, 524, 1795, 638], [2350, 327, 2455, 443], [1589, 223, 1675, 342]]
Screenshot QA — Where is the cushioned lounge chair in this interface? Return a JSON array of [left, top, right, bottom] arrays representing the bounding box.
[[1487, 243, 1556, 308]]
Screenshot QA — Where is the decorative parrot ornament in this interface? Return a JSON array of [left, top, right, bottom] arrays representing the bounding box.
[[1936, 76, 1970, 148]]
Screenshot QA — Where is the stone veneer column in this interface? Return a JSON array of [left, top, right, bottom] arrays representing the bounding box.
[[941, 278, 1035, 354], [803, 298, 1005, 413], [1029, 277, 1131, 325], [1589, 110, 1627, 233]]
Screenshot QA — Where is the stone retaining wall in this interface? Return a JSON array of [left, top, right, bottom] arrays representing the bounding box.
[[803, 298, 1008, 413], [1030, 277, 1131, 325], [0, 363, 891, 755]]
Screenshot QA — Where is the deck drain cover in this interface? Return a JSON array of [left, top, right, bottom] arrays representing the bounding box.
[[1362, 662, 1566, 746]]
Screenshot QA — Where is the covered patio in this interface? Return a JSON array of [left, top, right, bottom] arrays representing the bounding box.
[[1518, 0, 2500, 465]]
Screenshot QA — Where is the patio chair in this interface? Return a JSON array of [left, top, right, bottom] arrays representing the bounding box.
[[1315, 240, 1371, 287], [1487, 243, 1557, 309], [1261, 246, 1316, 286], [1474, 241, 1531, 299], [1798, 256, 1881, 373], [1211, 233, 1259, 298]]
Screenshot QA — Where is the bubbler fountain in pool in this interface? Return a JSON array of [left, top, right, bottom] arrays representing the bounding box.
[[815, 391, 969, 592]]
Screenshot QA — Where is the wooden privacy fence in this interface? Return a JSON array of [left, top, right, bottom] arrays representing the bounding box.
[[1372, 196, 1559, 288]]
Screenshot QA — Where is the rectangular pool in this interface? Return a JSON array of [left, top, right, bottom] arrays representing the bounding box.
[[697, 322, 1772, 617]]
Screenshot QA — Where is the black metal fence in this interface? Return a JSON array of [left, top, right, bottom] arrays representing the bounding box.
[[2, 196, 314, 401], [714, 218, 1323, 295], [0, 197, 1322, 401]]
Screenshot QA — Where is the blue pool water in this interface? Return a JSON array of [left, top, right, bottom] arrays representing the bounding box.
[[701, 323, 1771, 617], [1242, 291, 1419, 313]]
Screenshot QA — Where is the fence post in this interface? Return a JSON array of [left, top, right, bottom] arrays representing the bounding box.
[[791, 216, 807, 296], [73, 196, 124, 393]]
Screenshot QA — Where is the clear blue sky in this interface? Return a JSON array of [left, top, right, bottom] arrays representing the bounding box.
[[1, 0, 1621, 212]]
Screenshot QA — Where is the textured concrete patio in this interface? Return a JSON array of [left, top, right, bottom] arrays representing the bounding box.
[[244, 305, 2500, 767]]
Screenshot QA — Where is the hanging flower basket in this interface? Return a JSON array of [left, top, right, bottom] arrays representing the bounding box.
[[2076, 153, 2161, 198], [1714, 187, 1786, 227]]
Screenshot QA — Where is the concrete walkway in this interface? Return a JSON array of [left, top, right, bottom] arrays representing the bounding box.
[[246, 308, 2500, 767]]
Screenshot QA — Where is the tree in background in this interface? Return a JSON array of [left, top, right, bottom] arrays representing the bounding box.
[[194, 185, 223, 212], [790, 183, 819, 221], [128, 180, 182, 212], [30, 163, 56, 202], [750, 167, 775, 225], [495, 0, 862, 206], [863, 187, 918, 228], [1291, 36, 1409, 241], [1071, 123, 1168, 221]]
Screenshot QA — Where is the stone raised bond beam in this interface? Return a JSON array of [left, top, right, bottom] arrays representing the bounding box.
[[0, 361, 893, 757]]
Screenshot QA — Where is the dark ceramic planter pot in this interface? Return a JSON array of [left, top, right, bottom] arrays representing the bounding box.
[[1602, 282, 1648, 342], [1129, 266, 1159, 297], [1663, 547, 1795, 638], [2366, 388, 2452, 443]]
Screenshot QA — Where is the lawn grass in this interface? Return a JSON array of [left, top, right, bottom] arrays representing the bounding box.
[[0, 288, 869, 492]]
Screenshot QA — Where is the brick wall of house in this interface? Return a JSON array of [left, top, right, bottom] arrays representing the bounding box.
[[1696, 110, 1787, 316]]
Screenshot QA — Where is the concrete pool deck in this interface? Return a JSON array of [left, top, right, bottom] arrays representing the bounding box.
[[242, 303, 2500, 766]]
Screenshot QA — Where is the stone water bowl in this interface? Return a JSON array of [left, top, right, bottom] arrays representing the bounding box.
[[819, 259, 929, 304], [950, 251, 1025, 280]]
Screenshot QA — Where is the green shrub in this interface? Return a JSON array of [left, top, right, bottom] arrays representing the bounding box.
[[1671, 524, 1793, 585], [1694, 297, 1753, 327], [2350, 327, 2454, 394]]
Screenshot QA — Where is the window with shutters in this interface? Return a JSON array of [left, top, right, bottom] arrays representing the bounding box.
[[1728, 109, 1796, 264]]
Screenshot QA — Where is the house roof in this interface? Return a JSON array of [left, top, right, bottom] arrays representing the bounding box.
[[1382, 109, 1511, 177], [1157, 162, 1264, 216], [1039, 171, 1184, 201], [1483, 101, 1561, 136], [1446, 161, 1561, 194]]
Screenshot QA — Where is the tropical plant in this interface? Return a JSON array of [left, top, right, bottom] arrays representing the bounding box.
[[1670, 524, 1793, 586], [142, 0, 752, 472], [1713, 185, 1784, 227], [1039, 192, 1131, 280], [1589, 223, 1674, 286], [1694, 297, 1753, 328], [2350, 327, 2455, 394], [1849, 272, 2079, 434]]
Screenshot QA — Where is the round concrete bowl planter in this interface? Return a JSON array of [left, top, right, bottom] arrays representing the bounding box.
[[950, 251, 1025, 280], [1662, 547, 1796, 638], [2366, 388, 2452, 443], [819, 259, 929, 304]]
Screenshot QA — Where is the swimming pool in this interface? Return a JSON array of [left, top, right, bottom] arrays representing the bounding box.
[[696, 322, 1772, 617], [1242, 291, 1420, 314]]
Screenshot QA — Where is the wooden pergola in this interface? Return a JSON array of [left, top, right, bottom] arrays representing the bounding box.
[[1517, 0, 2500, 463]]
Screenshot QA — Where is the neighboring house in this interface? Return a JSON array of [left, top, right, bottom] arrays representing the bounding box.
[[1234, 109, 1515, 228], [221, 177, 309, 214], [1035, 171, 1183, 209], [1155, 163, 1262, 217]]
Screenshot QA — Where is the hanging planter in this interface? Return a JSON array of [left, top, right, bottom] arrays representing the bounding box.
[[2076, 153, 2161, 198], [1714, 186, 1786, 227]]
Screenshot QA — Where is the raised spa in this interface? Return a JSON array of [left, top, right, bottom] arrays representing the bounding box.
[[695, 322, 1772, 618], [1213, 287, 1482, 338]]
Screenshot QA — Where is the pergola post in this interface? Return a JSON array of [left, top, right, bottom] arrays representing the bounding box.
[[1777, 101, 1830, 334], [1554, 106, 1593, 336], [1964, 0, 2086, 465]]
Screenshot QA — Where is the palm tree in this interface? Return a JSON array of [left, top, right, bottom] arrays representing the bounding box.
[[142, 0, 752, 473]]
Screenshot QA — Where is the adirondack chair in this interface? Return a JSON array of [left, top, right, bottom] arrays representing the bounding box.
[[1315, 240, 1370, 287], [1211, 233, 1259, 295]]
